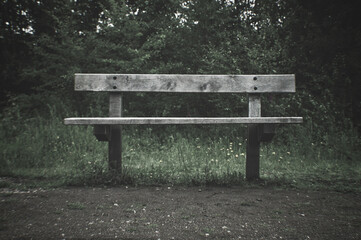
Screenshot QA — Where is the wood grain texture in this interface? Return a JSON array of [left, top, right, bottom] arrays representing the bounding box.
[[109, 93, 122, 117], [246, 124, 260, 180], [247, 94, 262, 180], [74, 74, 296, 93], [64, 117, 303, 125], [248, 94, 261, 117], [108, 93, 122, 172], [93, 125, 109, 141]]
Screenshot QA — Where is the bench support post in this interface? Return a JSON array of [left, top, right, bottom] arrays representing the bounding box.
[[259, 124, 276, 142], [93, 125, 110, 141], [246, 94, 261, 180], [108, 93, 122, 173]]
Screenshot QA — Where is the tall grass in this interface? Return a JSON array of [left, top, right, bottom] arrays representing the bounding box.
[[0, 105, 360, 191]]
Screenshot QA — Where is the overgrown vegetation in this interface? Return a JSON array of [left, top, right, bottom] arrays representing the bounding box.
[[0, 105, 360, 191], [1, 0, 360, 190]]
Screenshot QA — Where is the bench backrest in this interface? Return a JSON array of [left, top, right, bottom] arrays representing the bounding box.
[[75, 74, 295, 93]]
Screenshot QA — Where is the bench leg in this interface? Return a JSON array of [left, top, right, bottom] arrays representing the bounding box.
[[247, 94, 261, 180], [108, 125, 122, 172], [246, 124, 260, 180], [93, 125, 110, 141], [108, 93, 123, 173]]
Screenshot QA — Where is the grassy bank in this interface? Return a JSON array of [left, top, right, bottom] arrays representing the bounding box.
[[0, 108, 360, 191]]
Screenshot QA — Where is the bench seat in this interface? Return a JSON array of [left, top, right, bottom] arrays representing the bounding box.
[[64, 117, 303, 125]]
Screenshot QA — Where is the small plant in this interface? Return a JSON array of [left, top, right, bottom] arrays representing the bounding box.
[[67, 202, 86, 210]]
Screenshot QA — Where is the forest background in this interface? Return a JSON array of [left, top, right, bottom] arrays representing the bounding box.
[[0, 0, 360, 189]]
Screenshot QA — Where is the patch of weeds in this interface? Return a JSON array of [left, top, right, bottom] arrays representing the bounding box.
[[127, 227, 137, 232], [201, 227, 213, 235], [54, 209, 63, 215], [0, 177, 62, 190], [181, 215, 191, 220], [125, 208, 135, 213], [146, 223, 159, 229], [67, 202, 86, 210], [292, 201, 312, 208], [2, 112, 360, 189], [284, 226, 297, 233], [180, 211, 195, 220], [1, 192, 13, 197], [272, 210, 283, 217], [270, 210, 284, 219], [127, 203, 144, 210], [96, 204, 106, 210], [0, 180, 11, 188]]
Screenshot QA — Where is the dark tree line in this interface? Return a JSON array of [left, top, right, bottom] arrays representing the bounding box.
[[1, 0, 360, 133]]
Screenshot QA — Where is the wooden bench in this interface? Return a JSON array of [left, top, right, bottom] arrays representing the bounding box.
[[64, 74, 303, 180]]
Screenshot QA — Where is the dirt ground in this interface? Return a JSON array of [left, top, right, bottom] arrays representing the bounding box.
[[1, 179, 360, 240]]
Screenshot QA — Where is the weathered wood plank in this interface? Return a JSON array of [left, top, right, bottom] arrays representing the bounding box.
[[64, 117, 303, 125], [93, 125, 109, 141], [108, 93, 122, 172], [74, 74, 296, 93], [246, 94, 262, 180], [248, 94, 261, 117], [246, 124, 260, 180]]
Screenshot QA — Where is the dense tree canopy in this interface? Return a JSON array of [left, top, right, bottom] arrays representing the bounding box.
[[1, 0, 360, 133]]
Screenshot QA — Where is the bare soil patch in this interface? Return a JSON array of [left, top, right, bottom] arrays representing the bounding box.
[[1, 181, 360, 239]]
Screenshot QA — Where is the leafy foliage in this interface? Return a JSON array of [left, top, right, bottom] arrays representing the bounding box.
[[1, 0, 360, 130]]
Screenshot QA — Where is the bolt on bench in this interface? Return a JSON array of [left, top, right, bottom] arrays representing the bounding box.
[[64, 74, 303, 180]]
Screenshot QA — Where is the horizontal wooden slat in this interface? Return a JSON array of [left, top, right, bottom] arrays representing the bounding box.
[[64, 117, 303, 125], [75, 74, 295, 93]]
